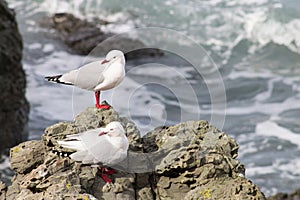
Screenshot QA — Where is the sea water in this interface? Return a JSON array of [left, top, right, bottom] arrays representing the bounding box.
[[2, 0, 300, 196]]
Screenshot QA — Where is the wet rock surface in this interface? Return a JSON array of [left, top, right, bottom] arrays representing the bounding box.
[[0, 0, 29, 151], [4, 106, 266, 199], [40, 13, 163, 59]]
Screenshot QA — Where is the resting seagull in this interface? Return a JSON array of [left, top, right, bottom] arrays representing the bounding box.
[[45, 50, 126, 109], [56, 121, 129, 183]]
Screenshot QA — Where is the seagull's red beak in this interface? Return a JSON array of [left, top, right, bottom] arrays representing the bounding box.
[[101, 59, 109, 64], [99, 131, 108, 136]]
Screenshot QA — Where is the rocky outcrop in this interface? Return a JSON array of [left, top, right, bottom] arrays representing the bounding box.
[[40, 13, 163, 59], [2, 106, 266, 199], [0, 0, 29, 151]]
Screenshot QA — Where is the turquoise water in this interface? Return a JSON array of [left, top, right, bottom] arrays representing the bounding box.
[[2, 0, 300, 196]]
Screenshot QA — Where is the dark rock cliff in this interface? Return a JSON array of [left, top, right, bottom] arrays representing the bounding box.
[[0, 0, 29, 151]]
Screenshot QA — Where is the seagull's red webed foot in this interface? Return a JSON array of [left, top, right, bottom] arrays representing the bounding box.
[[96, 104, 111, 109]]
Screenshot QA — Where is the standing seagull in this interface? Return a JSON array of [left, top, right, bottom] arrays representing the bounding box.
[[57, 121, 129, 183], [45, 50, 126, 109]]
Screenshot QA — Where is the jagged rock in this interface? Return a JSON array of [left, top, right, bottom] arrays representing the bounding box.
[[6, 106, 266, 199], [39, 13, 163, 59], [0, 0, 29, 151], [136, 121, 262, 200]]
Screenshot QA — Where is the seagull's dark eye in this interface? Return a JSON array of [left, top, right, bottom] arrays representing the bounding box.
[[113, 56, 116, 59], [110, 128, 114, 131]]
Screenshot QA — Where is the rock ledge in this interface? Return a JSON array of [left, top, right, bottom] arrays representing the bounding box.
[[1, 107, 265, 200]]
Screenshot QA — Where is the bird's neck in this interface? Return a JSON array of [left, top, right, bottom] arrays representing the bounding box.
[[108, 135, 126, 148], [118, 56, 125, 67]]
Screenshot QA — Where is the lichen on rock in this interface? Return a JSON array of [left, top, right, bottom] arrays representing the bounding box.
[[5, 106, 266, 199]]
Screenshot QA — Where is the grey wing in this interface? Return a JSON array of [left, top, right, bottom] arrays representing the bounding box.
[[66, 128, 104, 141], [60, 61, 106, 90], [59, 128, 103, 152]]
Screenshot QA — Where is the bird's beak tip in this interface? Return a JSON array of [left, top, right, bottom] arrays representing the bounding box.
[[101, 59, 109, 64], [98, 131, 107, 136]]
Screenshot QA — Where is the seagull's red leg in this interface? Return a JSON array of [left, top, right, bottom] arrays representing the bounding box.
[[100, 173, 112, 183], [95, 91, 100, 107], [95, 91, 111, 109], [99, 167, 115, 183]]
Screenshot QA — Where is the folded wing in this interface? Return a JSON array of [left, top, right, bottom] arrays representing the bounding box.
[[61, 61, 106, 90]]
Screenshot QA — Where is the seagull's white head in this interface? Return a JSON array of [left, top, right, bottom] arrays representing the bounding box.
[[98, 121, 126, 137], [101, 50, 125, 65]]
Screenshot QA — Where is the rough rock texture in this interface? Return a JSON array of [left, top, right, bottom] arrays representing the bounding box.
[[0, 0, 29, 151], [4, 106, 266, 199], [40, 13, 163, 59], [267, 188, 300, 200], [10, 140, 45, 174]]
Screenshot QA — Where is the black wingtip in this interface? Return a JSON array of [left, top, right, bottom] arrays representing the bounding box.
[[45, 74, 62, 81], [45, 75, 73, 85], [52, 149, 72, 157]]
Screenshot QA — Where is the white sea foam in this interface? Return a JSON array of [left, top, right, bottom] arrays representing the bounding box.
[[238, 141, 259, 157], [246, 158, 300, 182], [246, 165, 275, 177], [256, 121, 300, 147], [245, 18, 300, 54], [28, 43, 42, 50], [129, 65, 194, 81], [225, 96, 300, 116], [227, 0, 269, 6], [42, 44, 55, 53], [0, 155, 9, 170], [274, 159, 300, 177]]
